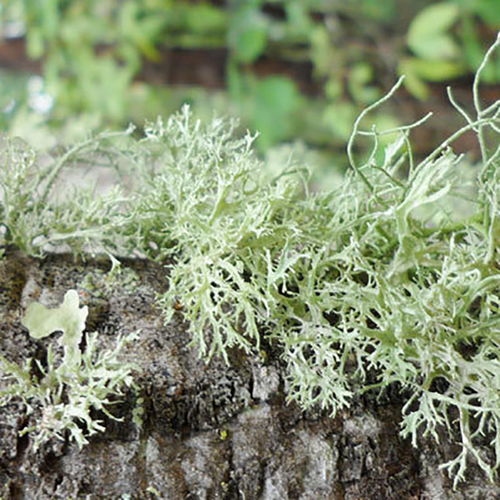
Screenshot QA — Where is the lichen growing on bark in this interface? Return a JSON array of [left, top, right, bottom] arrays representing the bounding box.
[[0, 36, 499, 488]]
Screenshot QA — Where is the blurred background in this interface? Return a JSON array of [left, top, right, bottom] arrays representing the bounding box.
[[0, 0, 499, 184]]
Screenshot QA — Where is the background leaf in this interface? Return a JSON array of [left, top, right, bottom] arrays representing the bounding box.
[[407, 2, 460, 60]]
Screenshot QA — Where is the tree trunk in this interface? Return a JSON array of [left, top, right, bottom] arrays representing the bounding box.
[[0, 251, 498, 499]]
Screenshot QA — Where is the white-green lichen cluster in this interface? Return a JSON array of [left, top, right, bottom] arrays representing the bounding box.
[[0, 35, 499, 486], [0, 290, 138, 450]]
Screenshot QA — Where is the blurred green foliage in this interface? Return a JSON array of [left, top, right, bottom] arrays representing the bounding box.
[[0, 0, 499, 159], [402, 0, 500, 98]]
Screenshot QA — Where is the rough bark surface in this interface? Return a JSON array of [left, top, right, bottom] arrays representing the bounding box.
[[0, 251, 498, 499]]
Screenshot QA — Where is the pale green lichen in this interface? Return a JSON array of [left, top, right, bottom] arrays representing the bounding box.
[[22, 289, 87, 370], [0, 35, 499, 486], [0, 290, 138, 450], [79, 258, 140, 298]]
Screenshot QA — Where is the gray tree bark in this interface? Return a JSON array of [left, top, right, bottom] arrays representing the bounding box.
[[0, 251, 498, 499]]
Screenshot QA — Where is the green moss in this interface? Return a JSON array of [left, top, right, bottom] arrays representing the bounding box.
[[0, 35, 499, 486]]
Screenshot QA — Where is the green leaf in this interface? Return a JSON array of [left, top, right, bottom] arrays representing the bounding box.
[[26, 27, 44, 59], [323, 101, 358, 141], [403, 57, 466, 81], [185, 3, 228, 34], [285, 1, 314, 37], [399, 52, 469, 98], [232, 27, 267, 63], [310, 25, 332, 77], [407, 2, 460, 60], [474, 0, 500, 25], [399, 58, 430, 99], [252, 76, 300, 148], [348, 62, 379, 104], [228, 3, 268, 63], [358, 0, 398, 21]]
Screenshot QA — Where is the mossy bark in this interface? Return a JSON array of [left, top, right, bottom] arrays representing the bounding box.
[[0, 251, 498, 499]]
